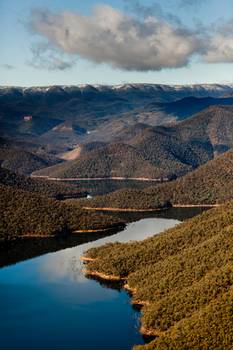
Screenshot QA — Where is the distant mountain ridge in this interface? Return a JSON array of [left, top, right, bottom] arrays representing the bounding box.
[[1, 83, 233, 182], [34, 105, 233, 180], [1, 83, 233, 151], [145, 96, 233, 120], [1, 83, 233, 95]]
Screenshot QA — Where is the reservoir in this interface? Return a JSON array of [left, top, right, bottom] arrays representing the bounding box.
[[0, 209, 205, 350]]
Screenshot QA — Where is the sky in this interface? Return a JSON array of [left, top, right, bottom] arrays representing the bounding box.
[[0, 0, 233, 86]]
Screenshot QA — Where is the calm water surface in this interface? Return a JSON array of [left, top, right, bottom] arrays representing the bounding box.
[[0, 216, 182, 350]]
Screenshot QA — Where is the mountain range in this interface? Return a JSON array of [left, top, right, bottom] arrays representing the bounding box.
[[33, 105, 233, 180], [2, 82, 233, 350], [1, 84, 233, 152], [1, 82, 233, 201]]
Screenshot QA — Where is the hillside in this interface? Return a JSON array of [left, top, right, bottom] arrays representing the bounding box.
[[83, 203, 233, 350], [82, 147, 233, 209], [64, 97, 233, 145], [33, 105, 233, 180], [146, 147, 233, 205], [174, 105, 233, 156], [1, 84, 233, 148], [58, 142, 106, 161], [0, 114, 61, 140], [144, 96, 233, 120], [107, 105, 233, 163], [0, 138, 59, 175], [0, 183, 123, 243], [32, 141, 195, 180], [126, 126, 201, 172], [32, 143, 167, 179], [38, 121, 86, 150], [0, 167, 86, 199], [80, 188, 170, 210]]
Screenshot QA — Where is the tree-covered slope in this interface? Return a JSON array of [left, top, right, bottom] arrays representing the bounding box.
[[0, 183, 123, 243], [0, 184, 72, 240], [83, 203, 233, 350], [0, 167, 85, 199], [146, 96, 233, 120], [33, 143, 177, 179], [33, 105, 233, 180], [174, 105, 233, 156], [80, 188, 170, 210], [0, 138, 59, 175], [127, 126, 201, 172], [145, 146, 233, 205], [32, 133, 198, 180], [81, 144, 233, 209]]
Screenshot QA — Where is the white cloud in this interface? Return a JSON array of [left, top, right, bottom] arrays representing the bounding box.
[[29, 42, 76, 70], [29, 5, 200, 71], [203, 21, 233, 63], [28, 4, 233, 72], [123, 0, 164, 19]]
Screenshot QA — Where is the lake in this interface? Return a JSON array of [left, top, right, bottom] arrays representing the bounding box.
[[0, 209, 206, 350], [67, 179, 163, 197]]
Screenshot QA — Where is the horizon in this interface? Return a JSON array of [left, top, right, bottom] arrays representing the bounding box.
[[1, 81, 233, 88], [1, 0, 233, 86]]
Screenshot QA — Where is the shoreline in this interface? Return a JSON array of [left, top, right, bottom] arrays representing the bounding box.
[[80, 256, 96, 262], [73, 226, 121, 233], [172, 204, 221, 208], [140, 326, 165, 337], [82, 269, 124, 281], [1, 223, 125, 246], [83, 206, 169, 212], [81, 264, 158, 336], [83, 204, 221, 212], [31, 175, 168, 182]]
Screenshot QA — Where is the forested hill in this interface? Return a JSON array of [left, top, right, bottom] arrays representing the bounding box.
[[32, 105, 233, 180], [81, 146, 233, 209], [80, 188, 170, 210], [0, 137, 59, 175], [0, 183, 123, 243], [145, 146, 233, 205], [84, 202, 233, 350], [173, 105, 233, 156], [0, 167, 86, 199], [32, 141, 195, 180]]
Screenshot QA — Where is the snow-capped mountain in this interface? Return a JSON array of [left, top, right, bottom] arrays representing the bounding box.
[[1, 83, 233, 101]]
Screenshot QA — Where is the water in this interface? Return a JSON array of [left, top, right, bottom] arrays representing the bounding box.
[[0, 211, 202, 350], [69, 179, 161, 197]]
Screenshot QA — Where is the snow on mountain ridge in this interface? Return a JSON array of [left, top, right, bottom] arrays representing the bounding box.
[[0, 83, 233, 95]]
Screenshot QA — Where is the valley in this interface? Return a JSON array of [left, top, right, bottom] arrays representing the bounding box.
[[2, 0, 233, 348], [2, 83, 233, 243], [1, 83, 233, 350]]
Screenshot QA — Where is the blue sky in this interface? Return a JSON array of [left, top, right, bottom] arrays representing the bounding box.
[[0, 0, 233, 86]]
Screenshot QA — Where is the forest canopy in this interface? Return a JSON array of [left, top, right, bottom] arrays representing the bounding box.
[[84, 203, 233, 350]]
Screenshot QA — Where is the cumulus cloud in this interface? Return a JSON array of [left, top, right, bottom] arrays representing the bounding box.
[[123, 0, 182, 26], [29, 42, 76, 70], [28, 4, 233, 72], [123, 0, 164, 19], [203, 21, 233, 63], [29, 5, 201, 71]]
